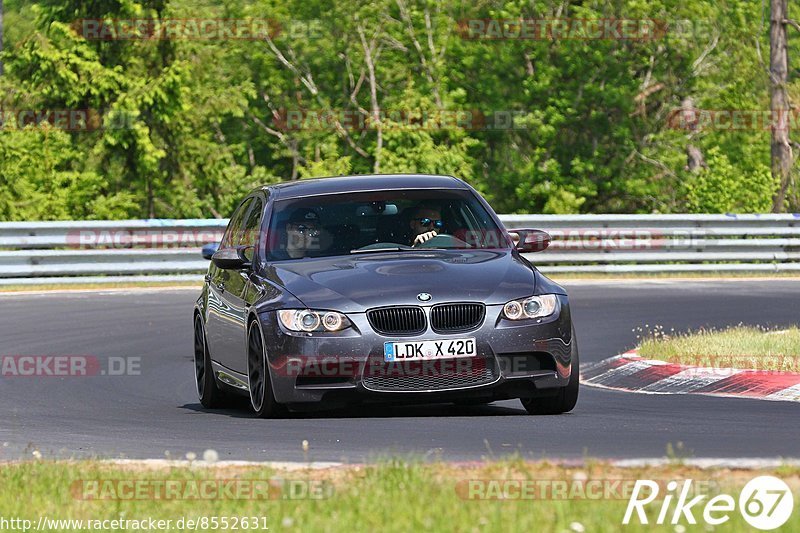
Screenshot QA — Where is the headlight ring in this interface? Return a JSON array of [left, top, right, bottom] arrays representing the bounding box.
[[277, 309, 351, 332], [502, 294, 558, 320]]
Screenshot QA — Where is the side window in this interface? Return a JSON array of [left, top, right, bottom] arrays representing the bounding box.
[[240, 198, 264, 261], [220, 198, 253, 249]]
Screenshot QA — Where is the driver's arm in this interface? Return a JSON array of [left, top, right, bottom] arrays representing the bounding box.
[[413, 230, 438, 245]]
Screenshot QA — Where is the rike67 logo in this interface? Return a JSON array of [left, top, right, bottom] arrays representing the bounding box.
[[623, 476, 794, 530]]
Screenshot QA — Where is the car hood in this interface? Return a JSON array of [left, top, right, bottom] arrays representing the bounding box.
[[261, 250, 556, 313]]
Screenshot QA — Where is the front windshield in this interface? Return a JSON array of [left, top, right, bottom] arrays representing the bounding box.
[[265, 189, 510, 261]]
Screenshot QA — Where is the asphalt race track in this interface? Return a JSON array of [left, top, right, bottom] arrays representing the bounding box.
[[1, 279, 798, 463]]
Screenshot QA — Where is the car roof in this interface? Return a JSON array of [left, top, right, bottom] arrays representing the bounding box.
[[253, 174, 469, 199]]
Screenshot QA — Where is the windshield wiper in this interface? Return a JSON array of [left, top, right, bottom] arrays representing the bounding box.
[[350, 246, 408, 254], [349, 246, 446, 254]]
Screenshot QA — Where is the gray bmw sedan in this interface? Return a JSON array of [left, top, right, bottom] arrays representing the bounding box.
[[194, 174, 578, 417]]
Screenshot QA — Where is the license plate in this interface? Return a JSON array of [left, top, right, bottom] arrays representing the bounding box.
[[384, 338, 477, 362]]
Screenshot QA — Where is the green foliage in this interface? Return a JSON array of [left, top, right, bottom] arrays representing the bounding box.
[[684, 147, 776, 213], [298, 143, 353, 179], [0, 0, 797, 220], [0, 128, 138, 220]]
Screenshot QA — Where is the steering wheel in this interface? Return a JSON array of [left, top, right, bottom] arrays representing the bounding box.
[[413, 234, 470, 248]]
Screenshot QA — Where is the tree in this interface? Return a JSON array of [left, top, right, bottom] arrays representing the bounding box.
[[770, 0, 793, 212], [1, 0, 4, 75], [0, 0, 794, 220]]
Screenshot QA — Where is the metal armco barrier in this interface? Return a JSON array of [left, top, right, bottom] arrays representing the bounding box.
[[0, 214, 798, 283], [505, 214, 800, 273]]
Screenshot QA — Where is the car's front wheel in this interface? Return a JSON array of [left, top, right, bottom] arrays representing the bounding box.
[[194, 314, 229, 408], [247, 319, 287, 418], [520, 329, 579, 415]]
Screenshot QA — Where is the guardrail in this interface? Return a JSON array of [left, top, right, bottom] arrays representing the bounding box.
[[0, 214, 798, 283], [506, 214, 800, 273], [0, 220, 224, 284]]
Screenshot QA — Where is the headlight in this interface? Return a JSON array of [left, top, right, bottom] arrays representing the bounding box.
[[502, 295, 558, 320], [277, 309, 351, 332]]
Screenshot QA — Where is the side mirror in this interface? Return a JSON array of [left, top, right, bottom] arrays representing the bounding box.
[[507, 229, 551, 253], [211, 246, 253, 270], [201, 242, 219, 260]]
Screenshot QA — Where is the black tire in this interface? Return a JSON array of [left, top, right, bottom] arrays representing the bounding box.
[[247, 319, 287, 418], [194, 314, 229, 408], [520, 329, 580, 415]]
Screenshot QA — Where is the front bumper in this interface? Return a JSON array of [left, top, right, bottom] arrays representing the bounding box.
[[260, 295, 574, 407]]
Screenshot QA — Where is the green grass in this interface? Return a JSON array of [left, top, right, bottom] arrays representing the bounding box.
[[0, 459, 798, 532], [637, 326, 800, 371]]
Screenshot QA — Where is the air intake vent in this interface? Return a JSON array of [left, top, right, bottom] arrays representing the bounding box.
[[367, 306, 426, 335], [362, 359, 497, 392], [430, 303, 485, 333]]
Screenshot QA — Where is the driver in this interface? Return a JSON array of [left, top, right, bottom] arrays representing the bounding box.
[[285, 208, 321, 258], [409, 205, 444, 246]]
